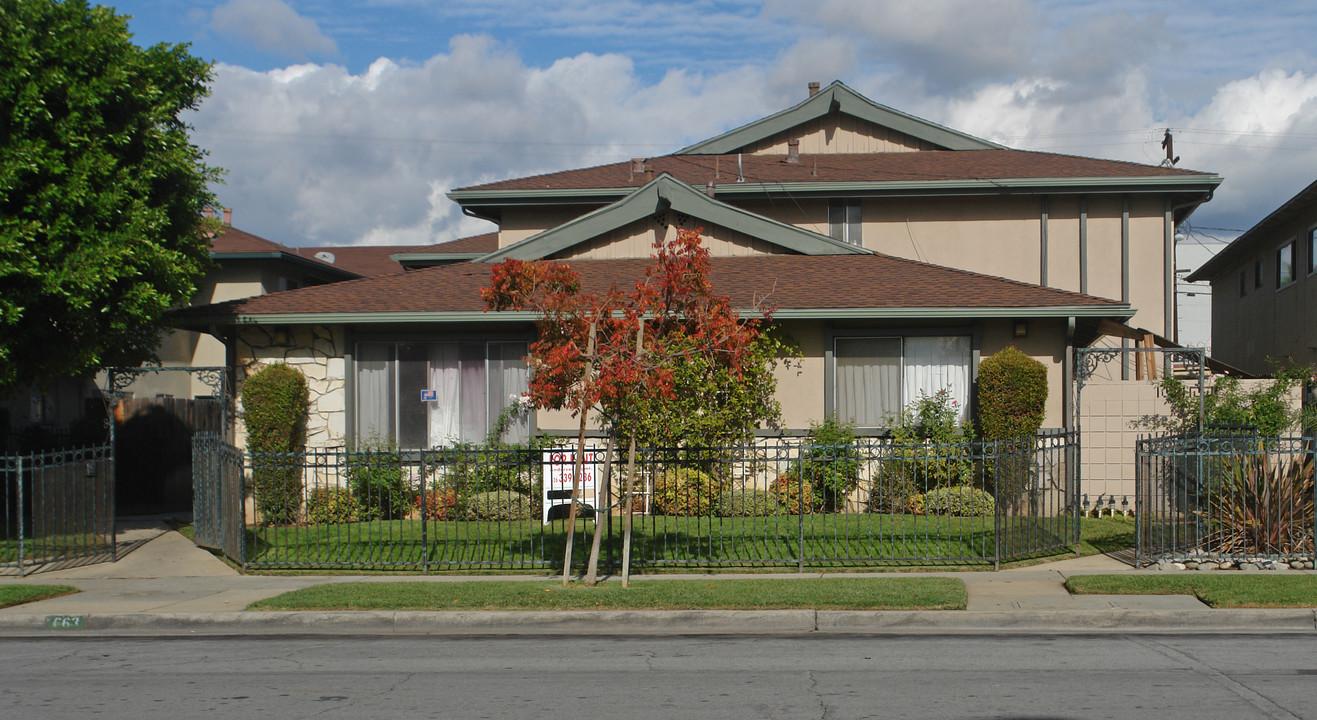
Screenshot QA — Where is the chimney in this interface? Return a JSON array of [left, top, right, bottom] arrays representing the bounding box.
[[202, 207, 213, 218], [787, 139, 800, 164], [808, 81, 820, 97], [630, 158, 646, 181], [222, 207, 233, 225]]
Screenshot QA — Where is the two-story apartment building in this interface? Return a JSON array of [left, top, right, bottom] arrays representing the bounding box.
[[175, 81, 1221, 454]]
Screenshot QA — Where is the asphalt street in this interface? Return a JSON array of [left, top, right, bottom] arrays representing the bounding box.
[[2, 633, 1313, 719]]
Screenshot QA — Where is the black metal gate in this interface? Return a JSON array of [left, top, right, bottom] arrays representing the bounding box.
[[191, 433, 245, 565]]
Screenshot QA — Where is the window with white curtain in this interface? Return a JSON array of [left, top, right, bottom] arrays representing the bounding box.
[[834, 335, 971, 426], [355, 340, 529, 448]]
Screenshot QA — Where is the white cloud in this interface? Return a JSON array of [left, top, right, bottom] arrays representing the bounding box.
[[210, 0, 338, 60], [194, 36, 774, 246], [768, 0, 1039, 91]]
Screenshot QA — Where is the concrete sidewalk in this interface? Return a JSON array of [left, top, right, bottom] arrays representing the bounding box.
[[2, 523, 1314, 635]]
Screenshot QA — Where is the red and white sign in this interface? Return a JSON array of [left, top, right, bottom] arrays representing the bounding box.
[[542, 449, 604, 522]]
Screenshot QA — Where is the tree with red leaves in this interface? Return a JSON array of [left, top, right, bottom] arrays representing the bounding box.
[[483, 228, 789, 584]]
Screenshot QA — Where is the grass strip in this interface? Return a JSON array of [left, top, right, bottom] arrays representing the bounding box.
[[1065, 574, 1317, 608], [249, 577, 967, 611], [0, 585, 79, 609]]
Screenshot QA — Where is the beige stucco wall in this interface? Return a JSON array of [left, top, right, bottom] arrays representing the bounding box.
[[1208, 212, 1317, 375], [498, 206, 599, 248], [494, 191, 1176, 343], [553, 216, 786, 260], [740, 115, 936, 154]]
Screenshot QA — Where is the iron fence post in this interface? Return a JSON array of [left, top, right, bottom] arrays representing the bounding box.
[[992, 440, 1001, 570], [16, 455, 24, 576], [797, 450, 805, 573], [420, 449, 429, 575]]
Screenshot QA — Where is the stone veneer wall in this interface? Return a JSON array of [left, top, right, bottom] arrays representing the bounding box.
[[234, 325, 346, 451]]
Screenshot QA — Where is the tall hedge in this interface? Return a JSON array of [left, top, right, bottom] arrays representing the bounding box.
[[241, 363, 309, 525], [977, 346, 1048, 440]]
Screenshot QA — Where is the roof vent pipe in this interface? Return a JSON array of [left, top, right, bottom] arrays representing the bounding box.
[[808, 81, 820, 97], [705, 181, 716, 197], [787, 139, 800, 164], [737, 153, 744, 183]]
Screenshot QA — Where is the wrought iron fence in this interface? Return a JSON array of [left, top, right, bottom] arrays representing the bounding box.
[[230, 431, 1078, 571], [1135, 432, 1316, 566], [1, 444, 116, 575]]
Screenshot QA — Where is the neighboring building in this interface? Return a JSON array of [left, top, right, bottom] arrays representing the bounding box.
[[1185, 179, 1317, 375], [174, 81, 1221, 454]]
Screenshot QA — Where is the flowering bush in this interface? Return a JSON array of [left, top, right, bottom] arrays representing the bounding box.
[[888, 389, 976, 488]]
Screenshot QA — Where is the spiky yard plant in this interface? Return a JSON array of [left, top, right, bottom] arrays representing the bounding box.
[[1206, 452, 1314, 557]]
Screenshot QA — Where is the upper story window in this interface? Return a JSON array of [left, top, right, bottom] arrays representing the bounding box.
[[828, 199, 862, 246], [1255, 259, 1263, 289], [1277, 241, 1296, 288]]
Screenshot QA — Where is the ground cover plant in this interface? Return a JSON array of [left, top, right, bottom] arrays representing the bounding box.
[[248, 577, 966, 611], [1065, 574, 1317, 608], [0, 585, 78, 609]]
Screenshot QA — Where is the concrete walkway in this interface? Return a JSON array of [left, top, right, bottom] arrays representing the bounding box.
[[2, 522, 1314, 635]]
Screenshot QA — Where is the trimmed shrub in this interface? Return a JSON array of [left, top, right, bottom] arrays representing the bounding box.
[[770, 473, 816, 514], [459, 490, 533, 521], [920, 486, 996, 516], [416, 485, 459, 521], [652, 467, 720, 516], [716, 488, 783, 517], [346, 442, 413, 521], [977, 346, 1048, 441], [240, 363, 309, 525], [305, 487, 360, 525]]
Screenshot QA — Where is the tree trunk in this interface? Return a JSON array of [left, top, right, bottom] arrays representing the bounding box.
[[621, 433, 638, 588], [622, 317, 645, 588], [582, 434, 614, 585], [561, 321, 597, 587]]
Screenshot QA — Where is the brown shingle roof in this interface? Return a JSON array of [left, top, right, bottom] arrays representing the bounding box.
[[298, 233, 500, 277], [456, 150, 1214, 193], [178, 253, 1125, 322], [209, 226, 295, 255]]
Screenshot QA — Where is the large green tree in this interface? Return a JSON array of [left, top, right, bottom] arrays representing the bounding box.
[[0, 0, 220, 390]]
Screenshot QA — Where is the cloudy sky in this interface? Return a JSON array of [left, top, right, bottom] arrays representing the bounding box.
[[113, 0, 1317, 256]]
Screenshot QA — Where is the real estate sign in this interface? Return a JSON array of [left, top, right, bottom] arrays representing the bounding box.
[[542, 449, 604, 523]]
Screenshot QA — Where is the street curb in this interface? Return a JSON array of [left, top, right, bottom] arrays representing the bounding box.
[[1, 608, 1314, 635]]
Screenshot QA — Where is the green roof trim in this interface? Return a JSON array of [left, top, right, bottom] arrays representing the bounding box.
[[677, 80, 1005, 154], [176, 305, 1128, 328], [473, 174, 870, 263], [391, 252, 486, 267], [448, 174, 1222, 207]]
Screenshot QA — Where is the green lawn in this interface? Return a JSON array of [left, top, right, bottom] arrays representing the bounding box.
[[0, 585, 79, 609], [239, 511, 1085, 570], [1065, 574, 1317, 608], [248, 577, 967, 611]]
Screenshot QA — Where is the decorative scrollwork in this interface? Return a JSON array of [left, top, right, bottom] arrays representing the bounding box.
[[1074, 348, 1123, 388]]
